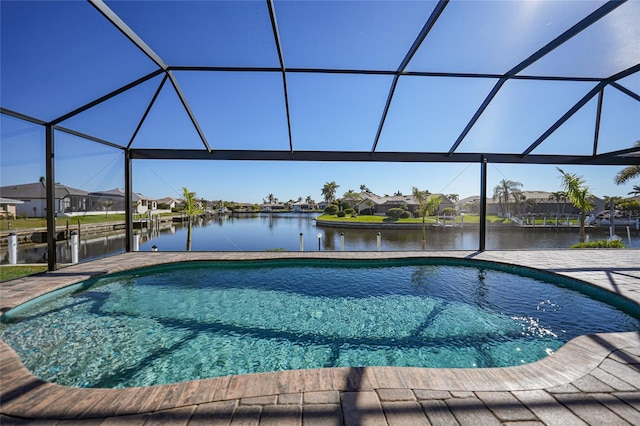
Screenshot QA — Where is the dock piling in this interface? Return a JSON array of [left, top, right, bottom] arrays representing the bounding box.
[[8, 233, 17, 264]]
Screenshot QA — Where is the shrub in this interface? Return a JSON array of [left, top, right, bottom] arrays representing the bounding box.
[[441, 207, 457, 216], [324, 205, 339, 215], [400, 210, 411, 218], [386, 208, 405, 219], [336, 211, 346, 217], [571, 239, 625, 249], [344, 208, 355, 216], [359, 208, 373, 215]]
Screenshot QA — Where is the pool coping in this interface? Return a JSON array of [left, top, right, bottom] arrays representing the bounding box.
[[1, 250, 639, 421]]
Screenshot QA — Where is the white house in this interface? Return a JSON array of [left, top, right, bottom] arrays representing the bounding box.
[[157, 197, 181, 210], [0, 197, 24, 218], [260, 203, 287, 212]]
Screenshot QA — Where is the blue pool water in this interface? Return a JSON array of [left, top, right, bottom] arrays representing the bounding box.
[[1, 259, 639, 388]]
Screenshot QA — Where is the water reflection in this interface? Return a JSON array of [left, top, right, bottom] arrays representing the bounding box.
[[2, 232, 126, 264], [2, 212, 638, 264]]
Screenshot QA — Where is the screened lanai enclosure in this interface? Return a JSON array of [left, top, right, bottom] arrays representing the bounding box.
[[1, 0, 639, 270]]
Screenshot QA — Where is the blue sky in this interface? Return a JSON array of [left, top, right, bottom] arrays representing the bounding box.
[[1, 120, 636, 203], [1, 1, 639, 203]]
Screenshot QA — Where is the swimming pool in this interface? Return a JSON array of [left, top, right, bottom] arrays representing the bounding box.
[[1, 258, 638, 388]]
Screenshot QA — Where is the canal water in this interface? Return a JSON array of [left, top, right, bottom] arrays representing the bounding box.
[[4, 212, 640, 264]]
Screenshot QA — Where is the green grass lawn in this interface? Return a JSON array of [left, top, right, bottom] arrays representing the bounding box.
[[0, 265, 48, 282], [0, 213, 176, 231], [0, 215, 125, 231]]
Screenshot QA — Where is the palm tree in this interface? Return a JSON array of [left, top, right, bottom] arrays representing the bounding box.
[[412, 187, 442, 249], [614, 141, 640, 185], [102, 200, 114, 217], [548, 191, 567, 215], [321, 181, 339, 204], [181, 186, 204, 251], [342, 189, 362, 209], [492, 179, 523, 217], [447, 194, 459, 204], [603, 196, 622, 212], [359, 184, 370, 193], [515, 193, 527, 215], [629, 185, 640, 197], [557, 168, 595, 243], [305, 195, 314, 210], [615, 164, 640, 185], [366, 199, 375, 214], [525, 198, 538, 215]]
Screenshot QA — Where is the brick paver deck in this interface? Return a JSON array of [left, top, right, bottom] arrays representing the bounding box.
[[1, 250, 639, 425]]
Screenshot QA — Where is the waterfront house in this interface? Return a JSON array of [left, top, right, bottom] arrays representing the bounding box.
[[0, 182, 88, 217], [260, 203, 287, 212], [354, 192, 387, 214], [458, 191, 605, 217], [0, 197, 23, 218], [88, 188, 126, 213], [354, 192, 455, 215], [88, 188, 156, 215], [292, 202, 317, 212], [135, 195, 157, 215], [157, 197, 181, 211]]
